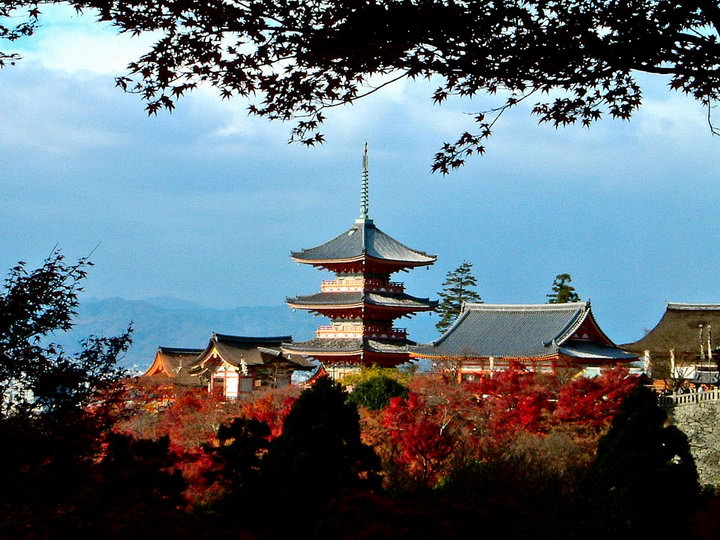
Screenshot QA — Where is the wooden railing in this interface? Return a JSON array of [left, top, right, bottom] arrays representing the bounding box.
[[316, 326, 407, 339], [320, 279, 405, 293], [658, 389, 720, 407]]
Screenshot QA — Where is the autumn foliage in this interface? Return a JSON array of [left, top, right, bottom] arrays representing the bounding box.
[[365, 364, 642, 490]]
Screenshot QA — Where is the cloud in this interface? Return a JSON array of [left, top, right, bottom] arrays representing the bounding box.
[[6, 5, 157, 76]]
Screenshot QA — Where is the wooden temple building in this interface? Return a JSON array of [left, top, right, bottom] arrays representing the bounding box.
[[282, 146, 437, 379], [141, 347, 205, 387], [190, 334, 312, 398], [140, 334, 312, 398], [413, 302, 637, 379], [623, 303, 720, 385]]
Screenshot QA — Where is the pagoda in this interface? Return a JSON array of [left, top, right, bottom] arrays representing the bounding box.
[[282, 145, 437, 378]]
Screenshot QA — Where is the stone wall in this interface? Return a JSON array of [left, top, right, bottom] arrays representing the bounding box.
[[668, 401, 720, 486]]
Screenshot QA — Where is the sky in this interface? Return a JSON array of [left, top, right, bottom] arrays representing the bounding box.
[[2, 6, 720, 344]]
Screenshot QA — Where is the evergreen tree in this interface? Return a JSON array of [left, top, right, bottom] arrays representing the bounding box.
[[579, 384, 698, 539], [256, 377, 380, 533], [436, 261, 482, 333], [546, 273, 580, 304]]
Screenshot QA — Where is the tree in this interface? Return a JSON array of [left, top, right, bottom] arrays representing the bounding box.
[[256, 376, 380, 533], [0, 250, 130, 416], [4, 1, 719, 172], [383, 392, 456, 489], [436, 261, 482, 333], [581, 384, 699, 539], [546, 273, 580, 304], [349, 374, 409, 411], [0, 253, 190, 537]]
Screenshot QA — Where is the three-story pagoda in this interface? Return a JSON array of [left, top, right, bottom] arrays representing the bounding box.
[[282, 146, 437, 378]]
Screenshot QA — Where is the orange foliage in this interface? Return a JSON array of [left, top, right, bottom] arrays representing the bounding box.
[[238, 386, 300, 439]]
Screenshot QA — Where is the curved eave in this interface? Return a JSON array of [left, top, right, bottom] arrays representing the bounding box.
[[142, 357, 172, 378], [282, 348, 365, 357], [290, 253, 436, 269], [287, 302, 436, 313], [556, 353, 636, 365], [410, 350, 561, 362]]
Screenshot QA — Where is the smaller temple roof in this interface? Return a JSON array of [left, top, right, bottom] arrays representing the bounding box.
[[291, 219, 436, 266], [559, 342, 637, 361], [142, 346, 204, 386], [191, 334, 313, 373], [415, 302, 635, 361], [287, 291, 437, 310], [623, 302, 720, 356]]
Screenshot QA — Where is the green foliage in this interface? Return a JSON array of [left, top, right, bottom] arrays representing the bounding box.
[[546, 273, 580, 304], [341, 365, 412, 387], [436, 261, 482, 333], [202, 417, 270, 515], [0, 251, 130, 417], [349, 375, 409, 411]]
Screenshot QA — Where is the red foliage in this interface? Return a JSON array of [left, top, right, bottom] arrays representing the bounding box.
[[372, 364, 640, 489], [239, 390, 298, 440], [168, 443, 224, 508], [554, 366, 640, 446], [469, 364, 554, 439], [116, 384, 302, 506], [383, 392, 455, 487]]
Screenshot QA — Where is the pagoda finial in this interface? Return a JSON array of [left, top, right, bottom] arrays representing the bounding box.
[[360, 142, 369, 220]]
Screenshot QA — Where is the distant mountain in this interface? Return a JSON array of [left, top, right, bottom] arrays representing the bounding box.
[[53, 297, 441, 372]]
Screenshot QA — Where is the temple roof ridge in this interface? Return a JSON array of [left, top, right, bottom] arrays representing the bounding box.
[[212, 333, 292, 344], [667, 302, 720, 310], [462, 301, 589, 312], [291, 219, 436, 265]]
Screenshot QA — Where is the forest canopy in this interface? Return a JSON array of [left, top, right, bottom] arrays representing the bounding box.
[[2, 0, 719, 172]]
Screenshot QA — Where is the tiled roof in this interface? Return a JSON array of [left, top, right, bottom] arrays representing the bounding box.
[[291, 218, 436, 265], [283, 337, 413, 354], [286, 291, 436, 310], [623, 302, 720, 356], [559, 342, 637, 361], [415, 302, 629, 360], [191, 333, 313, 372], [143, 347, 204, 386]]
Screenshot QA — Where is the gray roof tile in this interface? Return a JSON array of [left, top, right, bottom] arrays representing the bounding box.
[[191, 333, 313, 371], [291, 219, 436, 265], [283, 337, 413, 354], [416, 302, 631, 360], [287, 291, 436, 310]]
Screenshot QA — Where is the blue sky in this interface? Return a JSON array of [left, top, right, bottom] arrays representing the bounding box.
[[2, 6, 720, 343]]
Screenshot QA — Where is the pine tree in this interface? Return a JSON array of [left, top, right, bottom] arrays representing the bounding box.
[[436, 261, 482, 333], [546, 273, 580, 304]]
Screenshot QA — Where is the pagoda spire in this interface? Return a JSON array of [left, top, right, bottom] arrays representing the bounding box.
[[359, 142, 370, 221]]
